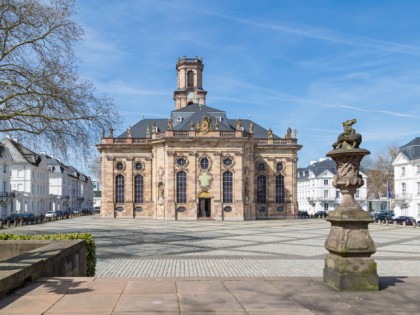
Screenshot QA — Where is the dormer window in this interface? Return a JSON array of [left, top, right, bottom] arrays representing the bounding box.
[[217, 116, 222, 122], [176, 116, 183, 122]]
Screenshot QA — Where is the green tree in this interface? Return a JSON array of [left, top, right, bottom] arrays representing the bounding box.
[[0, 0, 120, 156]]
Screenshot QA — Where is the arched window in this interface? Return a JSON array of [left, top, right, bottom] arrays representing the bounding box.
[[134, 175, 143, 204], [187, 71, 194, 87], [276, 175, 285, 204], [256, 175, 266, 204], [177, 171, 187, 203], [223, 171, 233, 203], [115, 175, 124, 204]]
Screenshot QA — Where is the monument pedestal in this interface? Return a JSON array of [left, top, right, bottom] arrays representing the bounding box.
[[324, 209, 378, 291], [323, 146, 379, 291]]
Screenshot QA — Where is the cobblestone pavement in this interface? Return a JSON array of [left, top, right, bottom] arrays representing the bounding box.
[[7, 216, 420, 278]]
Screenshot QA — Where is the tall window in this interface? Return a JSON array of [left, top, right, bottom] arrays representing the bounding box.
[[324, 179, 328, 186], [324, 190, 329, 198], [134, 175, 144, 204], [324, 203, 329, 211], [187, 71, 194, 87], [417, 182, 420, 195], [401, 167, 405, 176], [276, 175, 285, 204], [402, 183, 406, 195], [223, 171, 233, 203], [176, 171, 187, 203], [417, 165, 420, 174], [256, 175, 266, 204], [115, 175, 124, 204]]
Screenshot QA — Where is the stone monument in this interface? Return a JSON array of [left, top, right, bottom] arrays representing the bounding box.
[[323, 119, 378, 291]]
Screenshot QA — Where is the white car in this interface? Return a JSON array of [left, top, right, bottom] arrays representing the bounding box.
[[45, 211, 57, 218]]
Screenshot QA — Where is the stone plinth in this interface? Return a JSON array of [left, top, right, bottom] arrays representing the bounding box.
[[323, 148, 378, 291]]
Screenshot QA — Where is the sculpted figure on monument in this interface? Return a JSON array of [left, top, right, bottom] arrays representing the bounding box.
[[332, 118, 362, 150]]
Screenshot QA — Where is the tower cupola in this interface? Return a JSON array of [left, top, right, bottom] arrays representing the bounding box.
[[173, 56, 207, 109]]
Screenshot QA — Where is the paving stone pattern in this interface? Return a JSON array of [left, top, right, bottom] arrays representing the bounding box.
[[9, 216, 420, 278]]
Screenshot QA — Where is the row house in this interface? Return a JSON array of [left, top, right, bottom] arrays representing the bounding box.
[[0, 138, 93, 218], [392, 137, 420, 217], [297, 158, 368, 215]]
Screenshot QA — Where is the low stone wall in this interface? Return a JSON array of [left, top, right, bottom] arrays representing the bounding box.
[[0, 240, 87, 297]]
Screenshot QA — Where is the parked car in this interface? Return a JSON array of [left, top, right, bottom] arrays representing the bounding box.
[[314, 210, 328, 218], [45, 211, 57, 218], [394, 216, 416, 225], [82, 208, 93, 215], [21, 212, 36, 223], [73, 209, 81, 215], [62, 209, 70, 218], [298, 210, 309, 218], [374, 212, 394, 222], [2, 213, 22, 224]]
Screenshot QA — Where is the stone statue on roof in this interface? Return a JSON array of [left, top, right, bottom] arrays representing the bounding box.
[[236, 119, 242, 131], [167, 118, 173, 131], [286, 127, 292, 138]]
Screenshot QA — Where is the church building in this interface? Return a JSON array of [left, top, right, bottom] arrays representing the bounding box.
[[97, 57, 302, 220]]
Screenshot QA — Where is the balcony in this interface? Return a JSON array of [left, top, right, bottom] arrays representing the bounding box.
[[394, 194, 412, 201], [307, 197, 337, 202], [0, 192, 15, 198]]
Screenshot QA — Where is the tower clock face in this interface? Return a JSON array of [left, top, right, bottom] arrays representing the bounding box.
[[187, 91, 196, 100]]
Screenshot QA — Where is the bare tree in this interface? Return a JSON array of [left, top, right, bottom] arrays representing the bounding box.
[[366, 145, 399, 198], [0, 0, 120, 157]]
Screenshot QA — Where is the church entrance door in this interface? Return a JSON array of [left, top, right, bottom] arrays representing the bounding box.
[[198, 198, 211, 219]]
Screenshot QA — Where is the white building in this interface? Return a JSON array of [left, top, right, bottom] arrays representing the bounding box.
[[297, 158, 368, 215], [0, 138, 94, 218], [45, 155, 94, 213], [1, 138, 50, 216], [392, 137, 420, 217], [0, 142, 14, 218]]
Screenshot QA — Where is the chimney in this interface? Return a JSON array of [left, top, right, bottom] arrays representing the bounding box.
[[310, 160, 317, 166]]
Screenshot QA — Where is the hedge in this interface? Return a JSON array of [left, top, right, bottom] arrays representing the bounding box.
[[0, 233, 96, 276]]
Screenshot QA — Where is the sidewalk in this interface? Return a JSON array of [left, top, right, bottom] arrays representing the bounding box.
[[1, 276, 419, 314]]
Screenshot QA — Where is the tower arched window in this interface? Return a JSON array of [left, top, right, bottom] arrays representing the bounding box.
[[134, 175, 143, 204], [177, 171, 187, 203], [187, 71, 194, 88], [276, 175, 285, 204], [115, 175, 124, 204], [223, 171, 233, 203], [256, 175, 266, 204]]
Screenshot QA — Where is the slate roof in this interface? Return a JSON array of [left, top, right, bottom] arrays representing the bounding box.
[[297, 158, 337, 180], [400, 137, 420, 160], [118, 104, 280, 139], [1, 138, 42, 166]]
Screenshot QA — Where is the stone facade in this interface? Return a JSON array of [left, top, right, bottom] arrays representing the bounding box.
[[97, 57, 302, 220]]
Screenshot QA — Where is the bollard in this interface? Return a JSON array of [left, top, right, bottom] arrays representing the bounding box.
[[13, 220, 17, 227], [378, 220, 381, 225], [0, 221, 2, 229], [19, 218, 23, 226], [413, 222, 416, 228], [7, 220, 10, 228], [394, 221, 397, 226], [403, 221, 406, 228], [386, 220, 389, 226]]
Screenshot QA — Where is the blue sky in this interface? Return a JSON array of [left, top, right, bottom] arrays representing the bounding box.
[[74, 0, 420, 167]]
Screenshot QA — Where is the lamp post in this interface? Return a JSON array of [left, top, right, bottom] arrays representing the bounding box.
[[323, 119, 378, 291]]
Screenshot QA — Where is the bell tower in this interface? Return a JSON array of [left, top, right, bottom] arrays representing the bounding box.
[[174, 56, 207, 110]]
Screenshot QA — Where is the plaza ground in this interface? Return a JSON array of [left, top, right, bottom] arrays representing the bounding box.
[[1, 216, 420, 314]]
